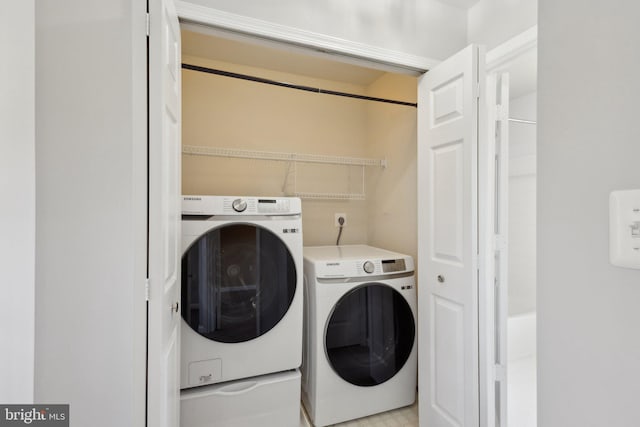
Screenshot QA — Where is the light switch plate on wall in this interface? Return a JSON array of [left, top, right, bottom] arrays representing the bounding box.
[[609, 189, 640, 269]]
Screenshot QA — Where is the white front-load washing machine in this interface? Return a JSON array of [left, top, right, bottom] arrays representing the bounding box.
[[302, 245, 417, 426], [180, 195, 303, 389]]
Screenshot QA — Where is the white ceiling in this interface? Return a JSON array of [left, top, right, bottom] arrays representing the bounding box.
[[432, 0, 481, 9], [181, 27, 387, 86]]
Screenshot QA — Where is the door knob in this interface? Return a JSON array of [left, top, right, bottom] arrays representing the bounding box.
[[437, 275, 445, 283]]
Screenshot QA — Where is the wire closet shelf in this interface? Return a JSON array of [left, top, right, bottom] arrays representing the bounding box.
[[182, 145, 387, 201]]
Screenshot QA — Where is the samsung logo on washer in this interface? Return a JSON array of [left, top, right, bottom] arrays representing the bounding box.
[[183, 196, 201, 201]]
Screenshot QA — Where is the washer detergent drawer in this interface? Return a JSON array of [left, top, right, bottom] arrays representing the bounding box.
[[180, 369, 301, 427]]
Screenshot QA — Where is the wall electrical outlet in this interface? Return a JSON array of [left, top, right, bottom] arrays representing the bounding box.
[[335, 213, 347, 227]]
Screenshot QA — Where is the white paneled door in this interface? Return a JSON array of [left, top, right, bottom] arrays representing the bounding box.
[[417, 45, 484, 427], [147, 0, 182, 426]]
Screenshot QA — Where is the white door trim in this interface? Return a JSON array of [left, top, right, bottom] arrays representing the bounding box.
[[175, 0, 440, 74], [486, 25, 537, 73], [171, 10, 534, 425], [482, 27, 537, 427], [479, 72, 510, 427], [147, 0, 182, 425]]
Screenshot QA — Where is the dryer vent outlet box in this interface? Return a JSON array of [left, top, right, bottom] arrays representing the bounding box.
[[609, 189, 640, 269]]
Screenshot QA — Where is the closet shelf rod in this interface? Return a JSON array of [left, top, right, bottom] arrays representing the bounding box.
[[183, 145, 387, 168], [182, 63, 418, 108]]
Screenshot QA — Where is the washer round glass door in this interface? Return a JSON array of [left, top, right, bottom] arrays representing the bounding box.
[[181, 223, 297, 343], [325, 283, 415, 387]]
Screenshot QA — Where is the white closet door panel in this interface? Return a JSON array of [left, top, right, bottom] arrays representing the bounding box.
[[418, 44, 483, 427], [148, 0, 182, 426]]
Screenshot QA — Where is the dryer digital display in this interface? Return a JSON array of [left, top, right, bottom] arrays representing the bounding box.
[[381, 259, 406, 273]]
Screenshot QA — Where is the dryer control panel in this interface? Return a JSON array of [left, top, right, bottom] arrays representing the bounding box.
[[255, 198, 291, 214], [304, 245, 414, 279]]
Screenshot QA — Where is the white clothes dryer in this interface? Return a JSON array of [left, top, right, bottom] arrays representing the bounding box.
[[180, 195, 303, 390], [302, 245, 417, 427]]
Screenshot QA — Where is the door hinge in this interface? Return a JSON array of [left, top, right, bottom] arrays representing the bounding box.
[[494, 234, 507, 251], [494, 364, 507, 382], [495, 104, 508, 122], [146, 13, 150, 37], [145, 278, 150, 301]]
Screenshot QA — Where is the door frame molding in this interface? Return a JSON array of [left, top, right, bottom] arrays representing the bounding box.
[[486, 25, 537, 73], [171, 7, 537, 425], [175, 1, 440, 74], [481, 26, 538, 427]]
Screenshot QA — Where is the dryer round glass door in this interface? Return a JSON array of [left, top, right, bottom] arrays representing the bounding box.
[[181, 223, 297, 343], [325, 283, 415, 387]]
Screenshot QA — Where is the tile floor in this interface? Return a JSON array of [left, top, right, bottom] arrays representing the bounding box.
[[300, 401, 418, 427]]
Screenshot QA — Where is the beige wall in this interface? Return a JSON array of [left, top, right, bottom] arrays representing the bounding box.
[[182, 54, 416, 253], [182, 54, 370, 246], [365, 74, 418, 263]]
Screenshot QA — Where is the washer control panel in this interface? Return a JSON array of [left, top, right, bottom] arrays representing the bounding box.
[[363, 261, 375, 274], [232, 198, 247, 212], [182, 195, 301, 216]]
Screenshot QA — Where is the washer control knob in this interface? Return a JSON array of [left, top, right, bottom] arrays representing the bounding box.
[[363, 261, 375, 274], [232, 198, 247, 212]]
